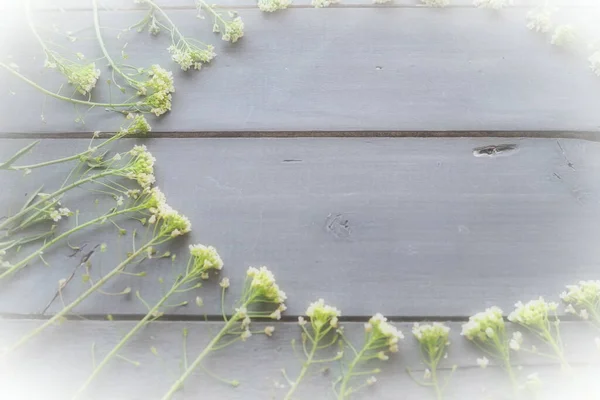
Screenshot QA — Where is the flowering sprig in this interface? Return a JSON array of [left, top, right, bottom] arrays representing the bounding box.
[[508, 297, 570, 371], [473, 0, 512, 9], [93, 0, 175, 116], [407, 323, 454, 400], [335, 313, 403, 399], [24, 0, 100, 96], [161, 266, 286, 400], [0, 114, 150, 174], [3, 188, 190, 354], [283, 299, 343, 400], [0, 142, 155, 236], [258, 0, 291, 12], [461, 307, 520, 395], [561, 281, 600, 328], [196, 1, 245, 43], [134, 0, 216, 71], [0, 62, 172, 117], [72, 244, 223, 399]]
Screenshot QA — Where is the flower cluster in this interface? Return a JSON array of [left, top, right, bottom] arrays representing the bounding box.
[[122, 114, 152, 136], [189, 244, 223, 276], [526, 7, 553, 33], [590, 52, 600, 76], [137, 65, 175, 116], [305, 298, 341, 329], [421, 0, 449, 6], [126, 145, 156, 189], [551, 25, 576, 47], [561, 280, 600, 323], [461, 306, 505, 343], [145, 187, 192, 237], [257, 0, 291, 13], [48, 206, 72, 222], [246, 266, 287, 304], [221, 17, 244, 43], [65, 62, 101, 95], [413, 322, 450, 349], [168, 44, 216, 71], [507, 297, 558, 330], [365, 313, 404, 353], [312, 0, 339, 7], [508, 331, 522, 351], [473, 0, 512, 9]]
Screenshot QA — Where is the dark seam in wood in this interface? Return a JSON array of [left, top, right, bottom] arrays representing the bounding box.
[[1, 131, 600, 141]]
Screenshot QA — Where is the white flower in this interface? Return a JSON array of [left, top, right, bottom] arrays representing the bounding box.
[[298, 316, 307, 326], [219, 277, 230, 288], [526, 7, 553, 33], [257, 0, 291, 12], [462, 306, 504, 342], [270, 309, 282, 320], [424, 368, 431, 379], [377, 351, 389, 361], [264, 326, 275, 336], [242, 316, 251, 328], [477, 357, 489, 368], [312, 0, 339, 7], [116, 196, 124, 206], [366, 376, 377, 385], [236, 306, 248, 318], [364, 322, 373, 332], [551, 25, 576, 47], [66, 63, 101, 95], [421, 0, 449, 6], [306, 299, 341, 327], [246, 266, 287, 303], [485, 327, 495, 338], [241, 329, 252, 341], [189, 244, 223, 273], [508, 297, 558, 329], [509, 331, 523, 351], [473, 0, 512, 9], [580, 309, 589, 320], [168, 44, 216, 71]]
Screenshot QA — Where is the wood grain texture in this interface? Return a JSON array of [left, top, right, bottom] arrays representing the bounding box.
[[1, 137, 599, 317], [1, 320, 598, 400], [2, 7, 600, 134]]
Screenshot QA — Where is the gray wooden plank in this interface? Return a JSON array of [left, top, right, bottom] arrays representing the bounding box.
[[0, 320, 598, 400], [1, 137, 600, 317], [20, 0, 600, 10], [3, 8, 600, 134]]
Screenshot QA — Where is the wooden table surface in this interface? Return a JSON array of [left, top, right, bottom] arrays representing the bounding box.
[[1, 1, 600, 399]]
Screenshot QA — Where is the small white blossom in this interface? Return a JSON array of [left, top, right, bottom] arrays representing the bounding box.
[[509, 331, 523, 351], [423, 368, 431, 379], [298, 316, 307, 326], [242, 316, 251, 328], [580, 309, 589, 320], [270, 309, 282, 320], [477, 357, 489, 368], [366, 376, 377, 386], [241, 329, 252, 341], [221, 17, 244, 43], [264, 326, 275, 336], [220, 277, 230, 288]]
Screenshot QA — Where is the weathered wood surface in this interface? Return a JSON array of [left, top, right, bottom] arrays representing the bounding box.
[[2, 6, 600, 134], [1, 320, 598, 400], [1, 137, 599, 317]]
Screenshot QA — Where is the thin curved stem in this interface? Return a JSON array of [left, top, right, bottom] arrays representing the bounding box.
[[3, 240, 157, 355], [0, 205, 145, 281], [92, 0, 139, 88], [24, 0, 53, 57], [284, 330, 320, 400], [0, 62, 139, 109], [338, 340, 368, 400]]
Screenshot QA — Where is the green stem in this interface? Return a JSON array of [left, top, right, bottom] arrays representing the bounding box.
[[0, 62, 139, 108], [0, 205, 144, 281], [338, 339, 368, 400], [144, 0, 186, 42], [92, 0, 139, 88], [285, 331, 320, 400], [430, 363, 442, 400], [24, 0, 53, 58], [196, 0, 226, 26], [72, 277, 185, 399], [0, 167, 122, 232], [160, 311, 243, 400], [4, 241, 156, 354]]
